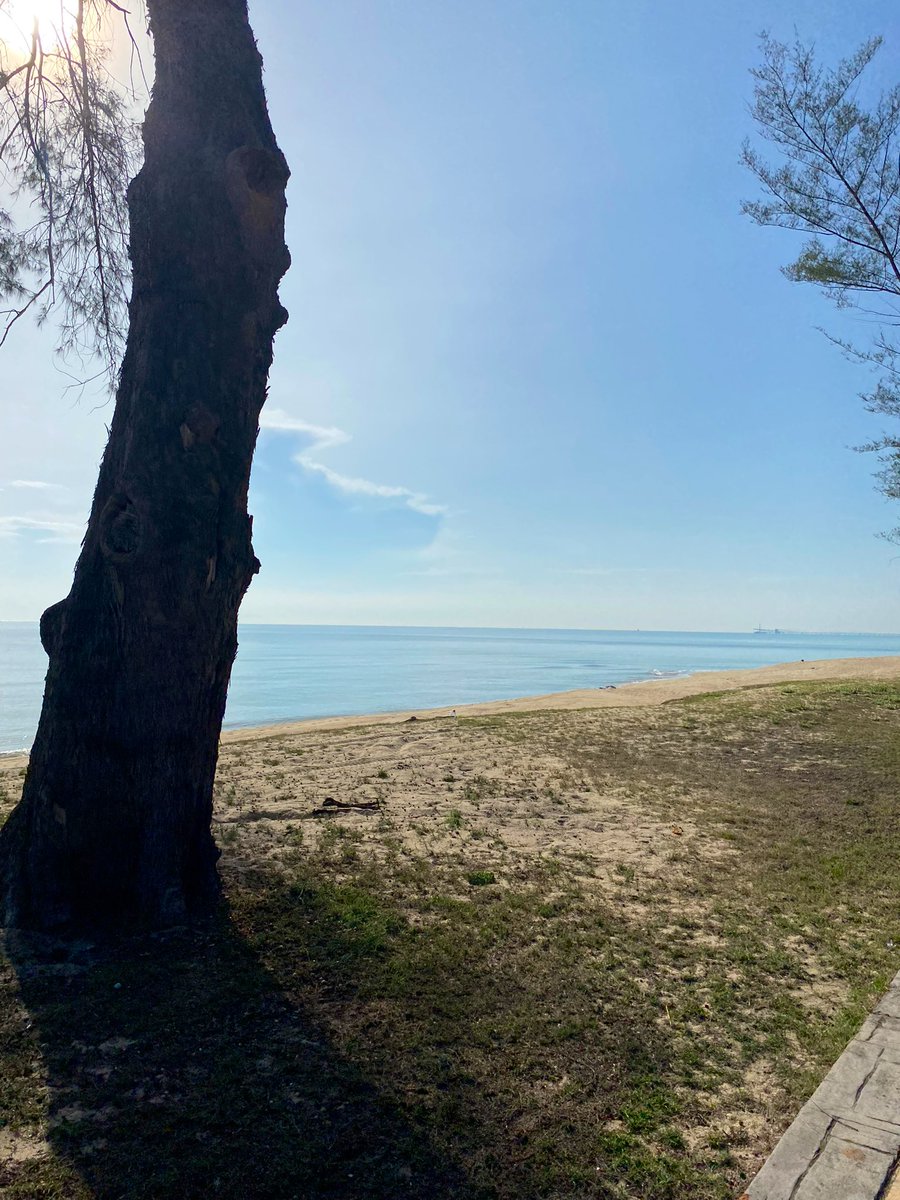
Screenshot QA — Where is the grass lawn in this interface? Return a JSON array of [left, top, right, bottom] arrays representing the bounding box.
[[1, 680, 899, 1198]]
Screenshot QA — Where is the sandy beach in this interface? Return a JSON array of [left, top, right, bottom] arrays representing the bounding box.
[[2, 656, 898, 778], [188, 653, 900, 909], [3, 653, 900, 1195], [200, 651, 900, 869], [221, 653, 900, 742], [212, 654, 900, 1187]]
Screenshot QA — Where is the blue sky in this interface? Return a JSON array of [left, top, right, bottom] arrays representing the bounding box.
[[2, 0, 900, 630]]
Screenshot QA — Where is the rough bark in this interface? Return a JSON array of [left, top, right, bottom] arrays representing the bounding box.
[[0, 0, 289, 929]]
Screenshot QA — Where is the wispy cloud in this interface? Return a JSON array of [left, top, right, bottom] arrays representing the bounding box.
[[259, 409, 350, 453], [403, 566, 498, 578], [8, 480, 65, 491], [0, 516, 83, 542], [298, 458, 447, 516], [561, 566, 683, 577], [261, 407, 446, 518]]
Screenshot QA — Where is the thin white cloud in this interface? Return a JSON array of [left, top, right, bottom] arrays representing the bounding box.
[[0, 516, 82, 542], [562, 566, 683, 577], [403, 566, 498, 578], [260, 407, 446, 518], [8, 480, 64, 490], [298, 457, 447, 516], [259, 409, 350, 453]]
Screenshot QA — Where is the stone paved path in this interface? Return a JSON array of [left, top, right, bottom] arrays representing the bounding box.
[[743, 970, 900, 1199]]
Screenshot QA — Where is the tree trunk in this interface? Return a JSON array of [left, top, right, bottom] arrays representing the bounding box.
[[0, 0, 289, 930]]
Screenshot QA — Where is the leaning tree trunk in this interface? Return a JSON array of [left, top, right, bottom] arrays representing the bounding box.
[[0, 0, 289, 929]]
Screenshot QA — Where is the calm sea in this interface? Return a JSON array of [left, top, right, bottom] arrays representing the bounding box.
[[1, 622, 899, 754]]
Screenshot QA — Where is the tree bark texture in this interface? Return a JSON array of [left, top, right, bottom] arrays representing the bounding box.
[[0, 0, 289, 929]]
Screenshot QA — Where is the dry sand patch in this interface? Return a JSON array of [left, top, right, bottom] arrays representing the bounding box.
[[213, 710, 731, 908]]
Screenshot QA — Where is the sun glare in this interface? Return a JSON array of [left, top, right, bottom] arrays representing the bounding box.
[[0, 0, 76, 58]]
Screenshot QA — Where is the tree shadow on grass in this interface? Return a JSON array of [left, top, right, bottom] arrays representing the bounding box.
[[0, 894, 474, 1200], [1, 855, 724, 1200]]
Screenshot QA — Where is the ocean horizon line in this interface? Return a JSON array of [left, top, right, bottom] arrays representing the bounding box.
[[2, 619, 899, 638]]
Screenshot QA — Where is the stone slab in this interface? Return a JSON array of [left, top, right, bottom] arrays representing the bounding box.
[[792, 1135, 894, 1200], [743, 971, 900, 1199]]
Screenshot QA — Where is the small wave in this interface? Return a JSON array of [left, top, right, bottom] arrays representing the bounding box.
[[0, 747, 28, 757]]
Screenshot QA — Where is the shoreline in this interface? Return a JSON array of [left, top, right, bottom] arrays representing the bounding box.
[[220, 653, 900, 743], [3, 655, 899, 772]]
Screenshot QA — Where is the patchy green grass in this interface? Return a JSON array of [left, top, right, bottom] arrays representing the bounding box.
[[464, 869, 496, 887], [544, 681, 900, 1094], [1, 680, 899, 1198]]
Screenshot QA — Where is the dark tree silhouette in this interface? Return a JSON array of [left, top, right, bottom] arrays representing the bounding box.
[[0, 0, 290, 928]]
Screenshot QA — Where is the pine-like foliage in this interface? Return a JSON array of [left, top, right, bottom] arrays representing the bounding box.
[[743, 35, 900, 531], [0, 0, 142, 380]]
